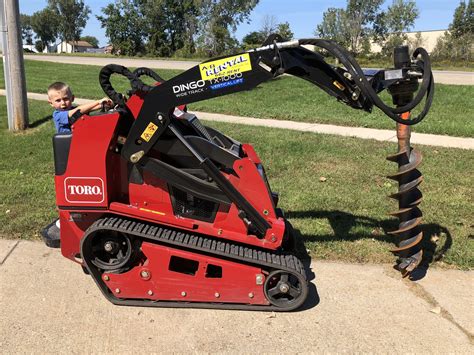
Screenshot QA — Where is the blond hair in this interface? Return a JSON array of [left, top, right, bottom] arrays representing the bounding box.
[[47, 82, 73, 97]]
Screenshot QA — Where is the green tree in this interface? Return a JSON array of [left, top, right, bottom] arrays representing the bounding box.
[[316, 0, 383, 55], [242, 31, 266, 46], [346, 0, 384, 54], [31, 8, 59, 52], [260, 14, 278, 38], [80, 36, 99, 48], [407, 31, 424, 53], [48, 0, 91, 52], [97, 0, 145, 56], [198, 0, 259, 56], [377, 0, 419, 55], [140, 0, 199, 57], [20, 14, 34, 45], [35, 40, 45, 53], [468, 0, 474, 34], [316, 8, 350, 47], [385, 0, 418, 34], [242, 21, 293, 50], [98, 0, 200, 57], [432, 0, 473, 61], [98, 0, 259, 57], [276, 21, 294, 40], [450, 0, 473, 38]]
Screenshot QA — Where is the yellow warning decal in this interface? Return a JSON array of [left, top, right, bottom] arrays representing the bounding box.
[[199, 53, 252, 80], [333, 80, 345, 91], [140, 122, 158, 142], [139, 208, 166, 216]]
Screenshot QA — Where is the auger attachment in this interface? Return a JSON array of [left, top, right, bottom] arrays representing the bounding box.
[[387, 124, 423, 274], [387, 46, 424, 275]]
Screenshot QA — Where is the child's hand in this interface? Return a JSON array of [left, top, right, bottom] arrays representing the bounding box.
[[99, 97, 113, 111]]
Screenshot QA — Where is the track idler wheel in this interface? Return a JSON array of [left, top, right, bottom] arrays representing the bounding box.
[[387, 146, 423, 275], [264, 270, 308, 311], [86, 231, 136, 272]]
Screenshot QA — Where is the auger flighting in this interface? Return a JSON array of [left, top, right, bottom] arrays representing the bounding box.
[[387, 46, 425, 275]]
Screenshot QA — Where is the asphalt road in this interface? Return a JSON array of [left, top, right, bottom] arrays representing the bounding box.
[[24, 54, 474, 85], [1, 240, 472, 353]]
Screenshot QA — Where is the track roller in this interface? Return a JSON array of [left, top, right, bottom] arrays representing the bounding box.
[[264, 270, 308, 310]]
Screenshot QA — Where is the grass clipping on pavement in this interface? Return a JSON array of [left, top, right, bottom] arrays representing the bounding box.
[[0, 98, 472, 269]]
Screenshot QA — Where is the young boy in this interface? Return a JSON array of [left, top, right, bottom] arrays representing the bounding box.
[[47, 82, 113, 133]]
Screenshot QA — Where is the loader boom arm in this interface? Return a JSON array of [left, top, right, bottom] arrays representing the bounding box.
[[120, 36, 432, 164], [122, 43, 380, 162]]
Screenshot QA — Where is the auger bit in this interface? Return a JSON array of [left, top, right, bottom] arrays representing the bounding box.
[[387, 46, 424, 276]]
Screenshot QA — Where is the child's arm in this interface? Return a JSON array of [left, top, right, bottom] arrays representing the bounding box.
[[68, 97, 112, 117]]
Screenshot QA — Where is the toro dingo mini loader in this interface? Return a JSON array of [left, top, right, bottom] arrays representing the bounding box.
[[43, 36, 434, 311]]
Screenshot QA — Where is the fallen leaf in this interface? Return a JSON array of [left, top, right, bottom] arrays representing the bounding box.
[[371, 229, 382, 236], [267, 311, 276, 319]]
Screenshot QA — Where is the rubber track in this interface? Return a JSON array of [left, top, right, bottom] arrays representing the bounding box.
[[90, 216, 306, 278], [82, 216, 308, 311]]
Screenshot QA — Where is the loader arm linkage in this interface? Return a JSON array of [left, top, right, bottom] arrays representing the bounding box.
[[124, 38, 382, 162]]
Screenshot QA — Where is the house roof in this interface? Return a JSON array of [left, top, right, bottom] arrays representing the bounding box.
[[66, 40, 93, 47]]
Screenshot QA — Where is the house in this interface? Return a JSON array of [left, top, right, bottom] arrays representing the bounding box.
[[104, 45, 115, 54], [23, 44, 38, 53], [85, 47, 106, 54], [370, 29, 447, 54], [56, 40, 94, 53], [43, 44, 58, 53]]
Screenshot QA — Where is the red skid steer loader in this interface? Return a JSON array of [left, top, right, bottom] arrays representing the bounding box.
[[43, 35, 434, 311]]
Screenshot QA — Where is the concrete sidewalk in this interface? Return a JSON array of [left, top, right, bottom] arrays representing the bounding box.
[[3, 90, 473, 150], [1, 239, 472, 353]]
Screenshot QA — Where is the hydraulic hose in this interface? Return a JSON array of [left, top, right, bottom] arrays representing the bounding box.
[[99, 64, 144, 106], [132, 67, 165, 92], [298, 39, 434, 125]]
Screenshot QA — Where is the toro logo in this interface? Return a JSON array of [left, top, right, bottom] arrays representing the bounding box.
[[64, 177, 105, 204]]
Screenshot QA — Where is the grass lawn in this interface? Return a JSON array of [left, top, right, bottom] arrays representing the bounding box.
[[0, 60, 473, 137], [25, 52, 474, 71], [1, 98, 472, 269]]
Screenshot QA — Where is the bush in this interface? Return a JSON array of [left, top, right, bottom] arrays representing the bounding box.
[[432, 31, 474, 62], [35, 40, 44, 53]]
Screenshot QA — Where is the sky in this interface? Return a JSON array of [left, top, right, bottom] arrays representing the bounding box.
[[19, 0, 460, 47]]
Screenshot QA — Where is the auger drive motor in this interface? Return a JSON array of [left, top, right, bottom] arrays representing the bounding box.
[[43, 35, 434, 311]]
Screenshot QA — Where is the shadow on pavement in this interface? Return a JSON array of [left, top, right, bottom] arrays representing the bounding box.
[[288, 210, 452, 281], [299, 281, 320, 312]]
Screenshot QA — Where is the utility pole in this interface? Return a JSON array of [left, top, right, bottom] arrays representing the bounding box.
[[1, 0, 29, 130]]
